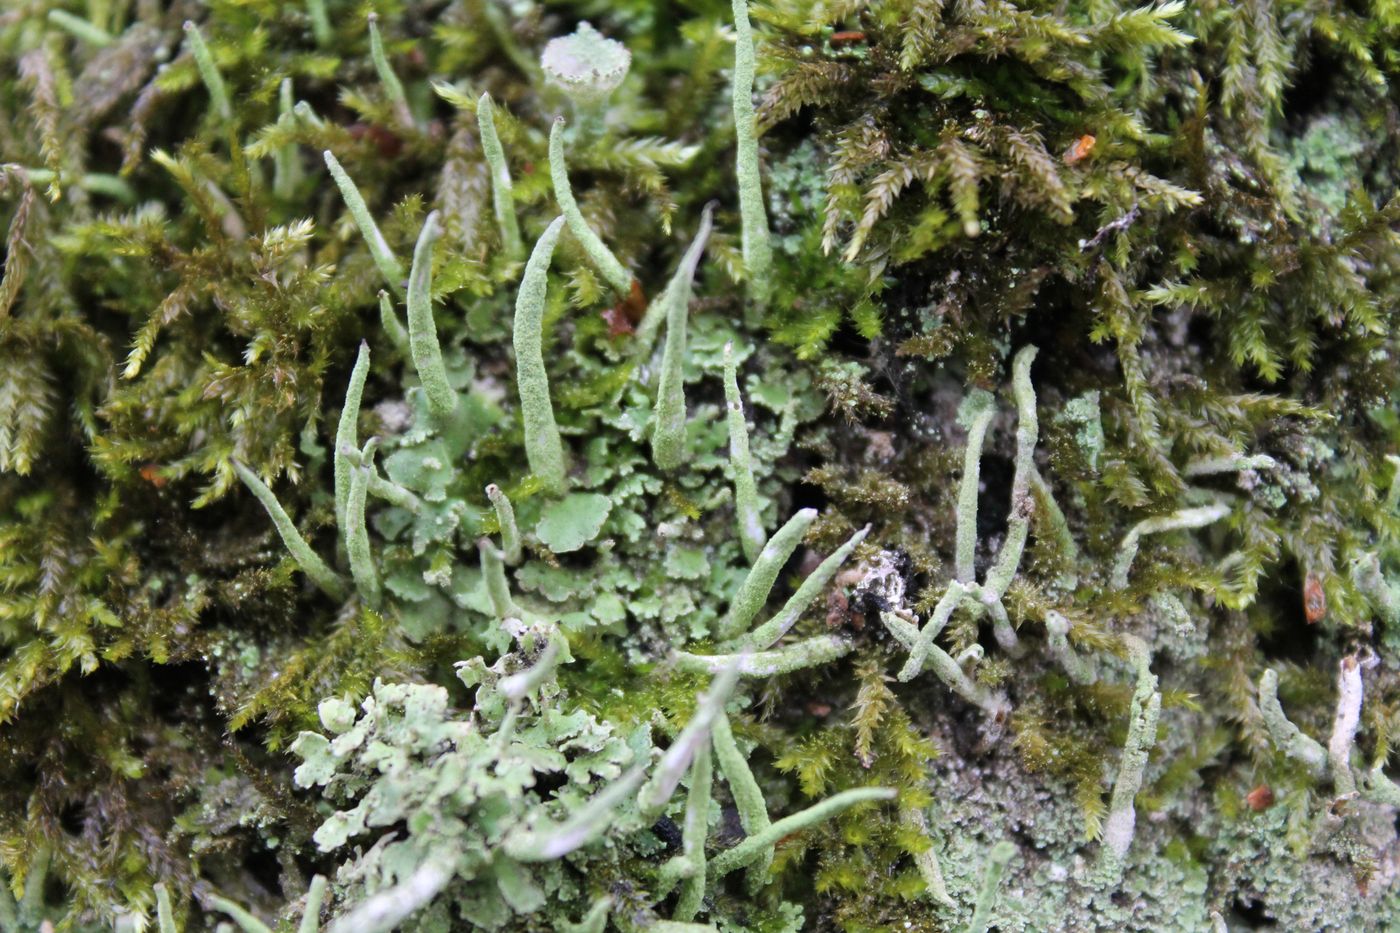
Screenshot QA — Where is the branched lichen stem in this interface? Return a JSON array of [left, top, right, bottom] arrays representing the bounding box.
[[716, 508, 817, 641], [984, 345, 1039, 600], [672, 743, 712, 921], [1097, 638, 1160, 885], [727, 524, 869, 651], [708, 787, 896, 878], [505, 766, 646, 862], [712, 711, 774, 888], [1111, 502, 1231, 589], [674, 636, 852, 678], [639, 660, 740, 818]]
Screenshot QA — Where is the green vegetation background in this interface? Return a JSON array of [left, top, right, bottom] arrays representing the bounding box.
[[2, 0, 1400, 929]]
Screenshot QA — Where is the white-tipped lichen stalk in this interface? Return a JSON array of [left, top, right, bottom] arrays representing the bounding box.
[[183, 22, 232, 123], [514, 216, 569, 494], [486, 484, 522, 564], [1110, 501, 1231, 589], [406, 211, 458, 422], [674, 635, 852, 678], [335, 342, 371, 529], [727, 524, 870, 651], [1097, 639, 1161, 885], [232, 460, 347, 601], [965, 841, 1016, 933], [724, 342, 764, 562], [671, 743, 712, 921], [295, 100, 325, 128], [709, 787, 897, 878], [345, 440, 382, 607], [652, 204, 715, 472], [984, 346, 1039, 600], [713, 711, 774, 889], [478, 93, 524, 261], [954, 390, 996, 583], [48, 9, 113, 47], [1044, 611, 1092, 685], [730, 0, 773, 306], [324, 150, 406, 294], [504, 765, 647, 862], [715, 507, 817, 641], [548, 117, 633, 296], [639, 660, 741, 818], [368, 13, 413, 127]]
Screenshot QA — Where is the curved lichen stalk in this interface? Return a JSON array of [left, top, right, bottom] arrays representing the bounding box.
[[406, 211, 458, 422], [477, 93, 523, 261], [548, 117, 633, 296], [324, 150, 405, 294], [514, 216, 569, 495], [334, 341, 371, 531], [232, 460, 347, 601], [368, 13, 413, 127]]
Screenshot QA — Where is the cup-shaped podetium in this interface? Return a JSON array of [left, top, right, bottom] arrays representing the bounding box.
[[541, 22, 631, 106]]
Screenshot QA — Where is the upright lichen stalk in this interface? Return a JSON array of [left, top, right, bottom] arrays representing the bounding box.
[[477, 93, 524, 261], [406, 211, 457, 422], [514, 216, 569, 494], [730, 0, 773, 306], [652, 204, 715, 471], [724, 342, 765, 561]]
